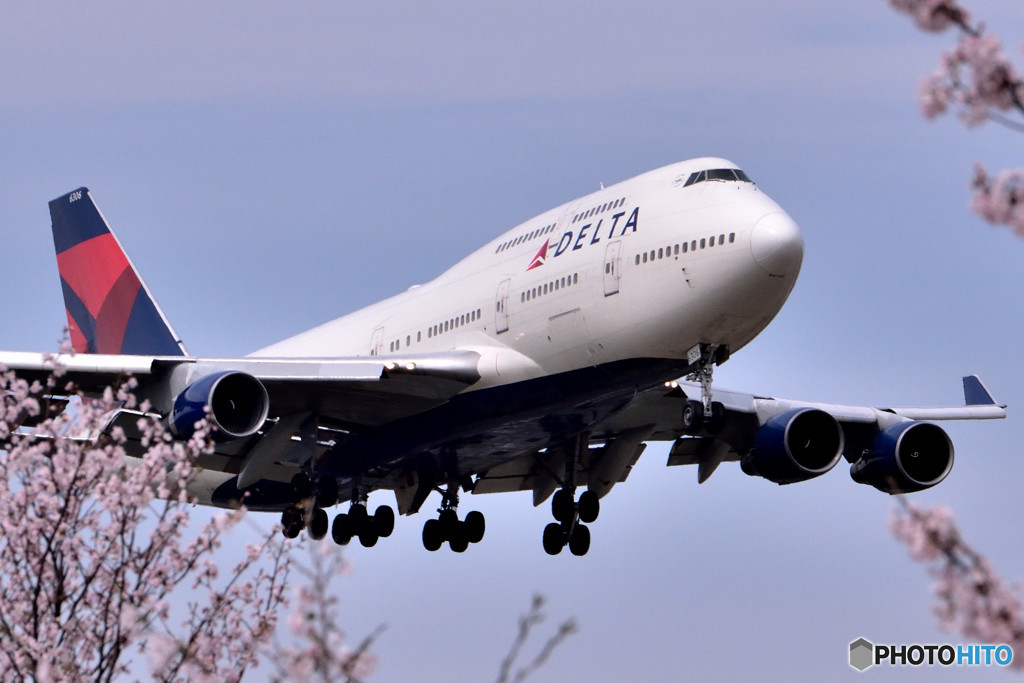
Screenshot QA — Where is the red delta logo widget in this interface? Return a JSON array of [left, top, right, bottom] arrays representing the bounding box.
[[525, 206, 639, 271], [527, 241, 548, 271]]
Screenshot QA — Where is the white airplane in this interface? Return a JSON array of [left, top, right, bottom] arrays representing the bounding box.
[[0, 158, 1006, 556]]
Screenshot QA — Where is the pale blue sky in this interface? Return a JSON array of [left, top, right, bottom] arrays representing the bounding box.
[[2, 2, 1022, 680]]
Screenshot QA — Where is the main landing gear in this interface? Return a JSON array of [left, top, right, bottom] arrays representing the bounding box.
[[279, 472, 395, 548], [543, 433, 599, 556], [421, 478, 485, 553], [681, 344, 727, 436]]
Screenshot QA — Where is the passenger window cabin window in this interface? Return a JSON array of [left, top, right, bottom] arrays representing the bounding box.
[[729, 233, 736, 243], [708, 236, 714, 248], [700, 238, 706, 249], [658, 248, 663, 259], [635, 254, 640, 265], [643, 253, 648, 263], [573, 273, 578, 284], [682, 242, 688, 253], [691, 240, 697, 251], [406, 335, 411, 346], [674, 244, 680, 255], [417, 331, 421, 342], [719, 234, 725, 245]]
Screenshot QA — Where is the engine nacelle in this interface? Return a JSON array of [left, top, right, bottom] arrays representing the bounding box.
[[850, 422, 953, 494], [741, 408, 844, 484], [171, 371, 269, 440]]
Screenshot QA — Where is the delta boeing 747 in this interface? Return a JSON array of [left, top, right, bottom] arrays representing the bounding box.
[[0, 158, 1005, 555]]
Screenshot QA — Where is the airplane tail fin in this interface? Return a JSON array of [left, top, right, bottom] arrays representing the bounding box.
[[49, 188, 187, 356]]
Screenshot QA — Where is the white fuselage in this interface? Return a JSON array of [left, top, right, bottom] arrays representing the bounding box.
[[252, 158, 804, 391]]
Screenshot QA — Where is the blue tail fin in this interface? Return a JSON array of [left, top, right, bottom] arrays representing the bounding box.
[[49, 188, 187, 356]]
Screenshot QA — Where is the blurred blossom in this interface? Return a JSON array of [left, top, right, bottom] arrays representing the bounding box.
[[889, 502, 1024, 667]]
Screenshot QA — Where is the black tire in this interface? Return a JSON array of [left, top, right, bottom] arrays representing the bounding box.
[[569, 523, 591, 556], [449, 522, 469, 553], [358, 527, 380, 548], [439, 509, 459, 540], [551, 489, 575, 523], [308, 507, 329, 541], [284, 507, 304, 539], [374, 505, 396, 538], [422, 519, 443, 551], [578, 490, 600, 524], [290, 472, 314, 500], [464, 510, 485, 544], [331, 513, 353, 545], [543, 522, 564, 556], [349, 503, 369, 531], [706, 401, 727, 435], [681, 400, 704, 435], [315, 477, 339, 508]]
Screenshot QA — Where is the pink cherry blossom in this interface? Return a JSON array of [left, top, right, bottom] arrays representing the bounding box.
[[890, 502, 1024, 666], [886, 1, 1024, 235]]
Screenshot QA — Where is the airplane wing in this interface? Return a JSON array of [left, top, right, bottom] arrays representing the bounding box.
[[472, 375, 1005, 501], [0, 349, 481, 430]]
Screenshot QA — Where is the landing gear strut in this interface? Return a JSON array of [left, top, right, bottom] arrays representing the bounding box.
[[422, 477, 486, 553], [543, 433, 599, 556], [682, 344, 728, 435]]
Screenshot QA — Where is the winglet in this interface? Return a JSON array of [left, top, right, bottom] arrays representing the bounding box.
[[49, 188, 187, 356], [963, 375, 1001, 407]]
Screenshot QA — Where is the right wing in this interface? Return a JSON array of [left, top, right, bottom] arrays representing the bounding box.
[[472, 375, 1006, 503]]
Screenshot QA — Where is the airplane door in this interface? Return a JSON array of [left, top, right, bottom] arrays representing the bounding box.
[[495, 278, 511, 334], [370, 326, 385, 355], [603, 240, 621, 296]]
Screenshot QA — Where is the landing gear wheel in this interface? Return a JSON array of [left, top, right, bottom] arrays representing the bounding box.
[[464, 510, 486, 544], [449, 522, 470, 553], [282, 507, 304, 539], [315, 477, 339, 508], [358, 526, 380, 548], [308, 507, 328, 541], [422, 518, 443, 551], [438, 508, 459, 539], [682, 400, 704, 435], [331, 513, 352, 545], [552, 489, 575, 523], [706, 401, 726, 435], [290, 472, 314, 500], [374, 505, 395, 538], [578, 491, 600, 524], [569, 523, 591, 556], [543, 522, 564, 556]]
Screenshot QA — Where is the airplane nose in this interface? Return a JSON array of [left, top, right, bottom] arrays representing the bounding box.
[[750, 212, 804, 277]]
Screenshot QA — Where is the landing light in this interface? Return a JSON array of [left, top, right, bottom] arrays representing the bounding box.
[[405, 362, 417, 371], [664, 381, 679, 389]]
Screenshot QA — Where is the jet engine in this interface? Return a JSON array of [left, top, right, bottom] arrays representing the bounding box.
[[850, 422, 953, 494], [170, 371, 270, 440], [741, 408, 844, 484]]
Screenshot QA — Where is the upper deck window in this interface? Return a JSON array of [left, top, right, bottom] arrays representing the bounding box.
[[682, 168, 754, 187]]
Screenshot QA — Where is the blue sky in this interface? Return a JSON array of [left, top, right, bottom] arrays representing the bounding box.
[[2, 2, 1022, 680]]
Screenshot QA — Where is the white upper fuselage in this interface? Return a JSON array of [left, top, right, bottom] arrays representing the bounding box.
[[252, 158, 804, 390]]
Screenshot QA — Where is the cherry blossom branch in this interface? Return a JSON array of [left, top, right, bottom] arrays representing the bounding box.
[[889, 501, 1024, 667], [496, 594, 578, 683]]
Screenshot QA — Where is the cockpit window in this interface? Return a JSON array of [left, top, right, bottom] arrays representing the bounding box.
[[682, 168, 754, 187]]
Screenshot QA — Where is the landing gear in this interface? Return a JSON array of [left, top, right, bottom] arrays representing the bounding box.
[[543, 433, 599, 556], [421, 478, 486, 552], [280, 472, 396, 548], [683, 344, 728, 435], [331, 502, 395, 548]]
